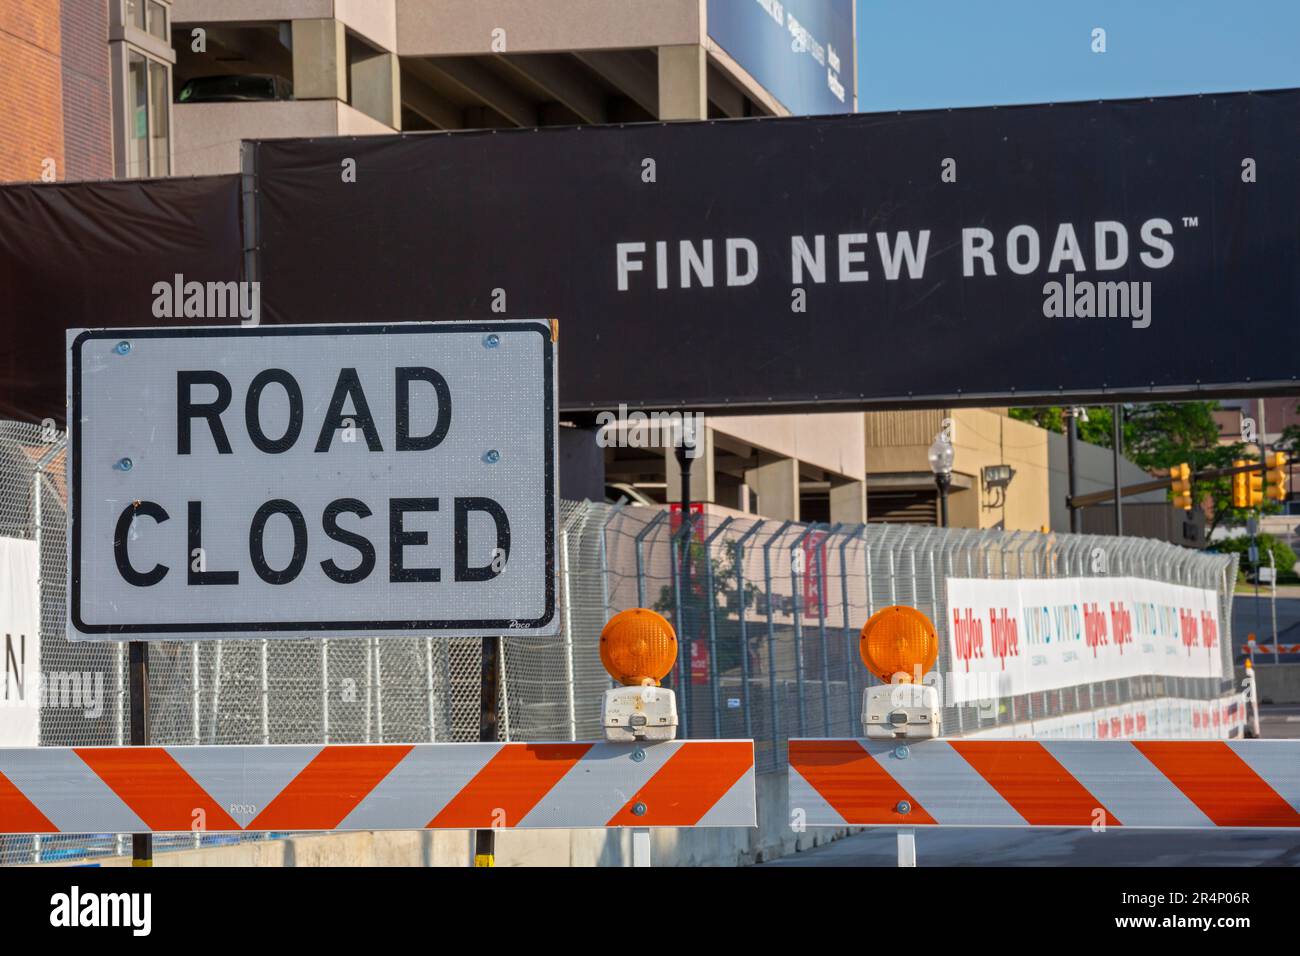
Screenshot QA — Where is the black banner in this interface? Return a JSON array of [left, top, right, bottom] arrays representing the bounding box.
[[252, 90, 1300, 414], [0, 175, 244, 425]]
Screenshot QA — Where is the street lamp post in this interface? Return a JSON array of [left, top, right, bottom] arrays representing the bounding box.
[[928, 436, 954, 528]]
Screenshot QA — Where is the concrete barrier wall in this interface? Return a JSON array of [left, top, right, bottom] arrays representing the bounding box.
[[1238, 663, 1300, 705], [68, 769, 851, 868]]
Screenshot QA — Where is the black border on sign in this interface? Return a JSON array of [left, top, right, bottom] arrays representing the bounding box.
[[69, 322, 556, 635]]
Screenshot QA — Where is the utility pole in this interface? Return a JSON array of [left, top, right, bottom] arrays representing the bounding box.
[[1065, 407, 1081, 533], [1112, 404, 1123, 536]]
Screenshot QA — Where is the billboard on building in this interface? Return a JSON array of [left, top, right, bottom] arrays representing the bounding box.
[[249, 89, 1300, 415], [707, 0, 855, 114]]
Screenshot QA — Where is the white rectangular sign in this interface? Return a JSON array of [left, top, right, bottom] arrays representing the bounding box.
[[946, 576, 1223, 703], [1, 536, 40, 745], [67, 322, 557, 639]]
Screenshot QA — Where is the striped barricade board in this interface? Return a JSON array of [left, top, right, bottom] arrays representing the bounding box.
[[0, 740, 755, 834], [788, 738, 1300, 829]]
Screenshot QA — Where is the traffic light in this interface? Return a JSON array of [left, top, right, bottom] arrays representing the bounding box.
[[1169, 463, 1193, 511], [1248, 467, 1265, 507], [1265, 451, 1289, 502], [1232, 460, 1249, 508]]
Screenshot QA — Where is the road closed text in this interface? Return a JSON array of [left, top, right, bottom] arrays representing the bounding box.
[[112, 366, 510, 590]]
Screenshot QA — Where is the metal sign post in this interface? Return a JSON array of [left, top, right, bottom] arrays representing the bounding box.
[[128, 641, 150, 866], [474, 634, 501, 867]]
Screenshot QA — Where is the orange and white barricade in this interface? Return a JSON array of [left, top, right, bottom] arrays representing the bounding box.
[[0, 740, 755, 862], [789, 738, 1300, 832], [1245, 643, 1300, 656]]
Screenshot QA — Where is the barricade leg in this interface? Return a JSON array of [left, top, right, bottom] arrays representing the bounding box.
[[632, 828, 652, 867], [897, 828, 916, 867]]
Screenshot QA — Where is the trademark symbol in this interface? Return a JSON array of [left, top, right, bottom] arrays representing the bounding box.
[[1181, 216, 1198, 228]]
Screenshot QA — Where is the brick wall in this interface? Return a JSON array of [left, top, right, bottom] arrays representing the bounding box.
[[60, 0, 113, 180], [0, 0, 64, 183], [0, 0, 115, 183]]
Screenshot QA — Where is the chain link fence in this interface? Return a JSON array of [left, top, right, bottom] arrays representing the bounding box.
[[0, 421, 1240, 864]]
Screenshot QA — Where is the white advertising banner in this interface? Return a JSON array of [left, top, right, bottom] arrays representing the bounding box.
[[961, 694, 1246, 740], [946, 576, 1223, 704], [0, 536, 40, 746]]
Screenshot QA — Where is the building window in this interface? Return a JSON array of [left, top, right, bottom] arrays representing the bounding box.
[[127, 50, 170, 177], [147, 1, 168, 40], [126, 0, 167, 38]]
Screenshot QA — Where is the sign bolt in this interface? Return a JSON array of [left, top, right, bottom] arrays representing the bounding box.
[[115, 457, 133, 472], [893, 745, 909, 760], [483, 449, 500, 464], [896, 800, 911, 815], [114, 341, 131, 355], [483, 333, 500, 349], [631, 747, 645, 762], [631, 802, 647, 816]]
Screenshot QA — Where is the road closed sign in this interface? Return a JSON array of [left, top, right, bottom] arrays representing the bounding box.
[[67, 322, 557, 639]]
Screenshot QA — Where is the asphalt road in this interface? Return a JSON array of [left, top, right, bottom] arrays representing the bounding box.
[[760, 825, 1300, 866], [761, 706, 1300, 868]]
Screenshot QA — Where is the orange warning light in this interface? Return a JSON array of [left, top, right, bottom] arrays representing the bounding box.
[[859, 605, 939, 683], [600, 608, 678, 686]]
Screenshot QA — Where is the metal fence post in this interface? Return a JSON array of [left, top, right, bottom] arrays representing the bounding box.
[[191, 644, 201, 745], [734, 520, 768, 741], [634, 510, 669, 610], [115, 643, 125, 747], [30, 461, 43, 865], [790, 524, 819, 738], [815, 523, 842, 734], [668, 513, 694, 737], [559, 505, 585, 742], [209, 642, 224, 744], [889, 527, 907, 608], [600, 504, 624, 624], [946, 531, 966, 735], [703, 517, 735, 737], [320, 639, 330, 744], [763, 521, 793, 767], [425, 637, 437, 741], [373, 638, 384, 743], [260, 639, 271, 745], [364, 636, 374, 743], [840, 524, 865, 736]]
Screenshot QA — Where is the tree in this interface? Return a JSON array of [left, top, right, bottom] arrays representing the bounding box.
[[1009, 404, 1130, 447], [1010, 401, 1258, 536], [1274, 400, 1300, 456], [1214, 533, 1298, 582]]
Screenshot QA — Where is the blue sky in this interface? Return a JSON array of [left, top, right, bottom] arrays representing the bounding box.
[[855, 0, 1300, 112]]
